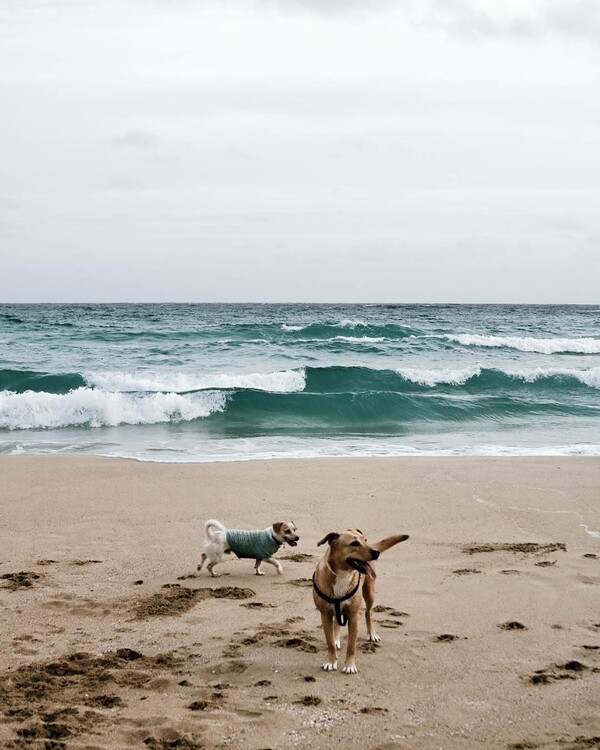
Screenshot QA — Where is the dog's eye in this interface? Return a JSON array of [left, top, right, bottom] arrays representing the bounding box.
[[350, 541, 360, 547]]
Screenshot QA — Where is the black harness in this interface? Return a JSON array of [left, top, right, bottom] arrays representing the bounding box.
[[312, 572, 362, 627]]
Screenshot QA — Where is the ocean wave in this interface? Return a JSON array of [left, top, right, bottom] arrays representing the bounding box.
[[395, 365, 482, 387], [395, 364, 600, 389], [0, 313, 25, 324], [0, 389, 226, 430], [440, 334, 600, 354], [332, 336, 385, 344], [0, 369, 87, 394], [205, 389, 597, 434], [85, 369, 306, 393], [2, 368, 599, 432], [0, 368, 306, 395], [503, 366, 600, 389], [280, 322, 416, 339], [3, 364, 600, 400], [281, 319, 368, 330], [339, 319, 367, 328], [304, 364, 600, 393]]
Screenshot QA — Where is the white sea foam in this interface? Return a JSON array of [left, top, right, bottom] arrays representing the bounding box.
[[339, 319, 367, 328], [282, 320, 368, 331], [7, 439, 599, 462], [85, 369, 306, 393], [396, 365, 482, 386], [0, 388, 227, 430], [504, 366, 600, 389], [333, 336, 385, 344], [395, 364, 600, 389], [442, 334, 600, 354]]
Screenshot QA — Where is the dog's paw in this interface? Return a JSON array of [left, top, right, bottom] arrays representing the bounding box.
[[321, 661, 338, 671], [342, 663, 358, 674], [367, 632, 381, 643], [276, 566, 283, 575], [255, 570, 265, 576]]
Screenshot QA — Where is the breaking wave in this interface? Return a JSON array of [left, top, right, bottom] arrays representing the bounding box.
[[439, 334, 600, 354], [2, 364, 600, 431]]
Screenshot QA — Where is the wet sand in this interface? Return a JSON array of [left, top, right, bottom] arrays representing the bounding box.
[[0, 455, 599, 749]]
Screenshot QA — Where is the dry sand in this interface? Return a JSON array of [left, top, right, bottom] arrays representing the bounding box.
[[0, 455, 599, 750]]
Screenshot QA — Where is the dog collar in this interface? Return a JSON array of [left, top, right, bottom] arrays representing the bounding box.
[[312, 572, 362, 627]]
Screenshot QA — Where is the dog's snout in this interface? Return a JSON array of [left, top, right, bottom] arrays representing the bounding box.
[[369, 547, 380, 560]]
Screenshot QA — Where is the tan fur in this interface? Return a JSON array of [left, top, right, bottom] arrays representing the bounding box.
[[313, 528, 409, 674]]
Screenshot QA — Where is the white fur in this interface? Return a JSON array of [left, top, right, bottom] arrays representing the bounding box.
[[198, 519, 230, 577], [198, 517, 297, 577], [332, 570, 356, 599]]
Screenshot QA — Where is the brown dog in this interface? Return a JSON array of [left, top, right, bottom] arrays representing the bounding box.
[[312, 528, 409, 674]]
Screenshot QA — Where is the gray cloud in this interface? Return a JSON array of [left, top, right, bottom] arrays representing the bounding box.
[[544, 0, 600, 39], [107, 130, 163, 150], [1, 0, 600, 302], [416, 0, 600, 40]]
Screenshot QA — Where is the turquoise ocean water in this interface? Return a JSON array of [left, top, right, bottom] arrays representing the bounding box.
[[1, 304, 599, 461]]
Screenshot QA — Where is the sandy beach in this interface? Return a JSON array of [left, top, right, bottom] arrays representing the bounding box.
[[0, 455, 599, 750]]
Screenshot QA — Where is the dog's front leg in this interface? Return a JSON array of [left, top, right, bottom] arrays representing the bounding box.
[[261, 557, 283, 575], [320, 612, 338, 671], [342, 612, 359, 674]]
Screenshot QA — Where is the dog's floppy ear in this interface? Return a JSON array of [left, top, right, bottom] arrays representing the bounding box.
[[317, 532, 340, 547], [373, 534, 409, 552], [273, 522, 284, 534]]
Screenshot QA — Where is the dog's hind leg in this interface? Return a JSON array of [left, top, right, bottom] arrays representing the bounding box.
[[363, 576, 380, 642], [333, 620, 341, 649], [197, 553, 207, 572], [254, 559, 265, 576], [207, 561, 220, 577], [320, 612, 338, 671]]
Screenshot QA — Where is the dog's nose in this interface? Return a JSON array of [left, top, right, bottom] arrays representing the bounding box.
[[370, 548, 380, 560]]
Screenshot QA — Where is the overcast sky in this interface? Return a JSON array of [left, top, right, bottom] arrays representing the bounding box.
[[1, 0, 599, 303]]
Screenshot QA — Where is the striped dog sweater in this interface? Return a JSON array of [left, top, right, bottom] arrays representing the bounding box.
[[225, 528, 282, 560]]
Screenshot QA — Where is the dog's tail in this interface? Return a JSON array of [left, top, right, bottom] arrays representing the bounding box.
[[205, 519, 227, 540], [373, 534, 409, 552]]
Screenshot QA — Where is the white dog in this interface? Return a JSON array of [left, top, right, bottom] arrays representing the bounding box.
[[198, 518, 300, 577]]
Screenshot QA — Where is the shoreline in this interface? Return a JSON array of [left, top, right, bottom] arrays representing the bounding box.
[[1, 455, 599, 748], [4, 442, 600, 465]]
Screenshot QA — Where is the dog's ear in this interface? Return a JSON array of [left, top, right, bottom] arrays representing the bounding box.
[[373, 534, 409, 552], [317, 532, 340, 547], [273, 522, 284, 535]]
